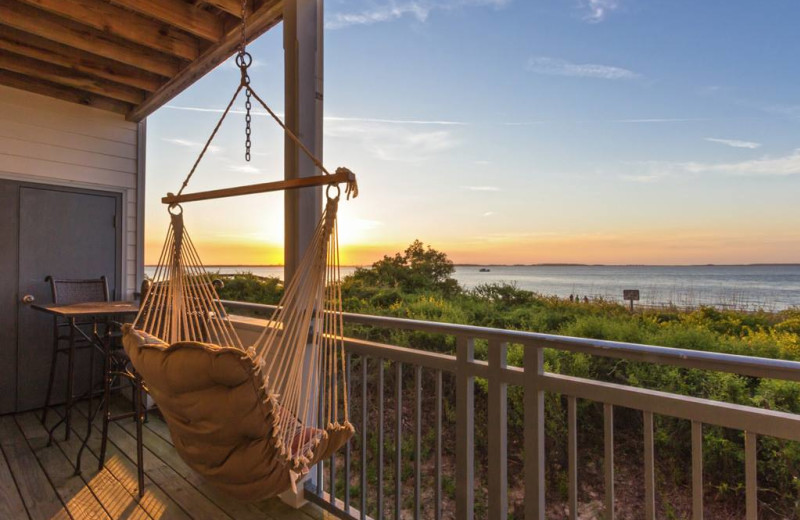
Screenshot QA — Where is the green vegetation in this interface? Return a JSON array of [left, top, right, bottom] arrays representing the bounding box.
[[217, 242, 800, 518]]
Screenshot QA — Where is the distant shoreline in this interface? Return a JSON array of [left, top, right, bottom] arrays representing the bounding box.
[[145, 263, 800, 268]]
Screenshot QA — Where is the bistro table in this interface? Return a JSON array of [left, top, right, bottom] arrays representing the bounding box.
[[31, 301, 145, 494]]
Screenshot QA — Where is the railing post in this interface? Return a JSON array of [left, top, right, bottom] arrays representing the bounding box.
[[488, 340, 508, 519], [455, 336, 474, 520], [691, 421, 703, 520], [525, 344, 545, 520], [745, 431, 757, 520], [604, 403, 615, 520], [643, 411, 655, 520]]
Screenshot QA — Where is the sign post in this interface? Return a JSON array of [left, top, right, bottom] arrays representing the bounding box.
[[623, 289, 640, 312]]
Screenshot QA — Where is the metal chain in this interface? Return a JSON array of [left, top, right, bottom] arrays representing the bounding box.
[[244, 88, 252, 161], [238, 0, 251, 162]]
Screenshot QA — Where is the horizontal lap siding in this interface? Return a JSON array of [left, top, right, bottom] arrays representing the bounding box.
[[0, 85, 140, 298]]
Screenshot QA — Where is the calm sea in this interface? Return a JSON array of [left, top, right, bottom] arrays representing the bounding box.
[[145, 265, 800, 311]]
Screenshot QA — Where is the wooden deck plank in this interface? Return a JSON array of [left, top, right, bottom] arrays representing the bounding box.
[[50, 407, 191, 520], [6, 400, 321, 520], [0, 415, 70, 520], [0, 434, 29, 519], [73, 403, 234, 520], [255, 499, 331, 520], [116, 414, 275, 520], [39, 413, 152, 520], [14, 413, 111, 520], [121, 402, 320, 520]]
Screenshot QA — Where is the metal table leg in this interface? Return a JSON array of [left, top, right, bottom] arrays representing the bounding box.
[[65, 317, 76, 441]]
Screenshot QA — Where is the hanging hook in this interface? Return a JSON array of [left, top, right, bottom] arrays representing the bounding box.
[[326, 183, 341, 201], [167, 201, 183, 216]]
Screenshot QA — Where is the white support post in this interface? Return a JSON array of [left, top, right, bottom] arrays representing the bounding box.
[[284, 0, 323, 282], [281, 0, 323, 508]]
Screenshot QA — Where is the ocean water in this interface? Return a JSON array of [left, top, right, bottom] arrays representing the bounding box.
[[145, 264, 800, 311]]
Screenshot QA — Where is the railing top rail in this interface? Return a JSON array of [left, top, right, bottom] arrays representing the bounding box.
[[221, 299, 800, 382]]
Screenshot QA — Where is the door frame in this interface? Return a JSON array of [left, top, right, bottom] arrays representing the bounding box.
[[14, 181, 123, 412]]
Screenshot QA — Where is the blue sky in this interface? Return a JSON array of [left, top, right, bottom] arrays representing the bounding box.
[[146, 0, 800, 265]]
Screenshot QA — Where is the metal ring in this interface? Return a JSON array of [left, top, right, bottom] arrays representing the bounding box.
[[235, 51, 253, 68], [326, 183, 341, 200], [168, 203, 183, 216]]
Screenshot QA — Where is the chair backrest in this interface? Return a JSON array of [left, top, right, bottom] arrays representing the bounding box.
[[136, 278, 230, 344], [47, 276, 109, 305]]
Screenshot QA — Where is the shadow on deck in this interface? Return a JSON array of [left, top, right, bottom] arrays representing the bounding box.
[[0, 399, 328, 519]]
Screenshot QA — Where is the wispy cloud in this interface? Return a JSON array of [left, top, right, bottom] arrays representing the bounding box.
[[352, 219, 384, 230], [683, 149, 800, 176], [621, 149, 800, 182], [463, 186, 501, 191], [502, 121, 546, 126], [580, 0, 620, 23], [613, 118, 709, 123], [762, 103, 800, 118], [164, 105, 463, 126], [162, 137, 222, 153], [163, 105, 462, 162], [705, 138, 761, 149], [326, 120, 459, 162], [326, 0, 510, 30], [228, 164, 261, 174], [527, 57, 639, 80], [483, 211, 495, 217], [326, 115, 466, 126]]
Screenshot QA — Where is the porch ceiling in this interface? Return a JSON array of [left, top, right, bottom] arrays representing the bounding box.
[[0, 0, 283, 121]]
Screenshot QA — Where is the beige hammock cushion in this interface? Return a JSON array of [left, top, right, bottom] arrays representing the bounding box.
[[122, 325, 352, 501]]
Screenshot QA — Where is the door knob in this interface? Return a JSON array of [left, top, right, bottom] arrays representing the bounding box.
[[22, 294, 35, 304]]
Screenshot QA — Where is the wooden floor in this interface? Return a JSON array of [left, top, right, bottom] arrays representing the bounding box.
[[0, 400, 329, 520]]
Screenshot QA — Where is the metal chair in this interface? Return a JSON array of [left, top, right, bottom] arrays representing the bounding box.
[[41, 276, 109, 440]]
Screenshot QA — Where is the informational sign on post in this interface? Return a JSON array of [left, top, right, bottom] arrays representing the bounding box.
[[623, 289, 640, 311]]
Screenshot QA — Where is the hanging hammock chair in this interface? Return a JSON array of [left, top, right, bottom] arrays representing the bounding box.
[[121, 3, 356, 501]]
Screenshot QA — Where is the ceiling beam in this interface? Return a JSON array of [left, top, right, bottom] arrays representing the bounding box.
[[108, 0, 224, 43], [0, 1, 182, 78], [0, 52, 146, 105], [15, 0, 201, 61], [0, 25, 163, 93], [200, 0, 251, 18], [0, 69, 132, 115], [127, 0, 282, 122]]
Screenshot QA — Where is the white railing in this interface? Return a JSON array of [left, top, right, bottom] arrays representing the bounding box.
[[223, 300, 800, 520]]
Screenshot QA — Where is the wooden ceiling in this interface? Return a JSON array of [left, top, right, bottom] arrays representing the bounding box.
[[0, 0, 283, 121]]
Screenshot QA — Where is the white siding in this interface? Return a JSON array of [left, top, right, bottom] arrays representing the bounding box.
[[0, 85, 141, 298]]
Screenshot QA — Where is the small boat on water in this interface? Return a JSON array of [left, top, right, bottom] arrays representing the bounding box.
[[479, 268, 491, 272]]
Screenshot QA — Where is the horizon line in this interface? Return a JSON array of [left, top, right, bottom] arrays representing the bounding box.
[[144, 263, 800, 268]]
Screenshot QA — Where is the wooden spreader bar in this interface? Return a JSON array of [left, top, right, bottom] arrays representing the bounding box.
[[162, 169, 355, 205]]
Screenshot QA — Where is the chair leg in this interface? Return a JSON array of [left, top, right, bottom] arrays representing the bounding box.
[[98, 339, 112, 470], [65, 319, 76, 441], [134, 373, 145, 498], [75, 339, 98, 476], [42, 325, 60, 439]]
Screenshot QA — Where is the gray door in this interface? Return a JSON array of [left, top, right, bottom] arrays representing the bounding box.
[[16, 186, 119, 412]]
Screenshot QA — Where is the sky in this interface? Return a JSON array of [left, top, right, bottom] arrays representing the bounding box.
[[145, 0, 800, 266]]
